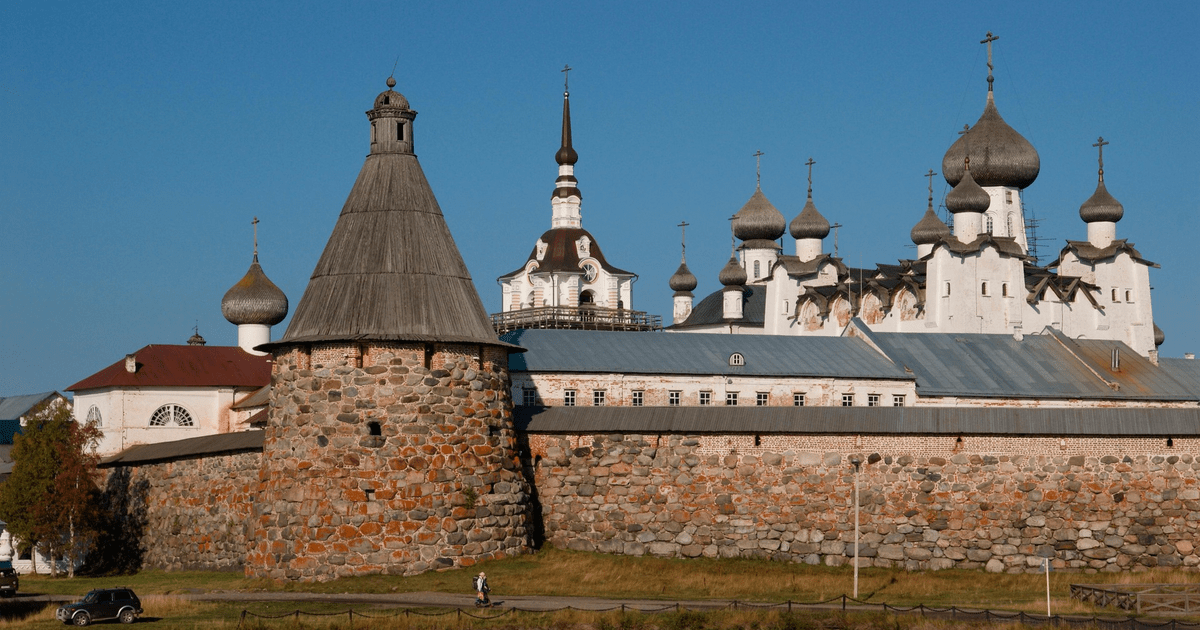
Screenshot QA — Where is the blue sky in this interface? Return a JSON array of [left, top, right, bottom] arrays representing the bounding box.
[[3, 1, 1197, 395]]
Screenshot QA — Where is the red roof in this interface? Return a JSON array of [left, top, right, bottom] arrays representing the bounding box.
[[68, 345, 271, 391]]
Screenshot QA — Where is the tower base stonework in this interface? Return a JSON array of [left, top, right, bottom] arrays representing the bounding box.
[[247, 342, 530, 581]]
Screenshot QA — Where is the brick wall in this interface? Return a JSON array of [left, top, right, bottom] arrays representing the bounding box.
[[526, 433, 1200, 573], [246, 342, 531, 581]]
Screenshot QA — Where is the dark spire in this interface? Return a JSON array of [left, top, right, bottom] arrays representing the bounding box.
[[555, 64, 578, 166]]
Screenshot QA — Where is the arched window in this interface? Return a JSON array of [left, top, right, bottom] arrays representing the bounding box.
[[753, 260, 761, 279], [985, 215, 994, 234], [1006, 214, 1014, 236], [85, 405, 102, 426], [579, 290, 595, 304], [729, 352, 745, 366], [149, 404, 194, 427]]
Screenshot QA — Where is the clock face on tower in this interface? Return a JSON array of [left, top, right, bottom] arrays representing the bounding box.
[[582, 263, 598, 283]]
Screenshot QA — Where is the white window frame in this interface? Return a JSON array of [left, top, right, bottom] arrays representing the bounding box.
[[564, 389, 576, 407]]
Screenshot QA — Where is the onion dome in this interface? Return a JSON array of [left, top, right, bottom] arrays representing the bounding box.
[[718, 256, 747, 287], [789, 193, 830, 239], [1079, 142, 1124, 223], [945, 159, 991, 214], [942, 92, 1040, 189], [732, 188, 787, 242], [911, 201, 950, 245], [187, 330, 206, 346], [669, 261, 698, 292], [1154, 322, 1165, 347], [555, 89, 578, 166], [222, 255, 289, 326], [373, 76, 410, 110]]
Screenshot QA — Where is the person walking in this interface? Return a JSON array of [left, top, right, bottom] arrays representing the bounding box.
[[473, 572, 490, 607]]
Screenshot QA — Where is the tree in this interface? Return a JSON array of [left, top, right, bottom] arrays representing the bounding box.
[[0, 400, 101, 577]]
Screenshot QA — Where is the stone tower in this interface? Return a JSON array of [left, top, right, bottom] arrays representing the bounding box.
[[246, 78, 531, 581]]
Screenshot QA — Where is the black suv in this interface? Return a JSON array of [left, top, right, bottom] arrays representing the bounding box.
[[56, 588, 142, 626], [0, 562, 16, 597]]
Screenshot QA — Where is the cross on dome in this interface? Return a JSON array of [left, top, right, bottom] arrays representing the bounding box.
[[1093, 136, 1109, 180], [981, 31, 1000, 89], [805, 157, 816, 194], [753, 150, 765, 188], [561, 64, 572, 95]]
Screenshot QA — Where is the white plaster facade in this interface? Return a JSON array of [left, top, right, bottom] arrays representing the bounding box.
[[73, 386, 260, 457]]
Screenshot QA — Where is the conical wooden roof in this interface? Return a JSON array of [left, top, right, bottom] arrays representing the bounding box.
[[278, 83, 507, 348]]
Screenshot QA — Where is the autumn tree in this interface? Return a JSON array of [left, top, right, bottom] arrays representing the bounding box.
[[0, 400, 102, 577]]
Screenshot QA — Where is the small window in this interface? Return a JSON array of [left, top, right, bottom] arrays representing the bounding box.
[[986, 216, 994, 234], [1111, 288, 1119, 303], [1006, 214, 1014, 235], [149, 404, 194, 427], [1125, 290, 1132, 303], [86, 405, 102, 426], [754, 435, 761, 447], [793, 393, 805, 407], [631, 390, 644, 407], [868, 394, 880, 407], [893, 394, 906, 407], [397, 122, 405, 141], [1002, 283, 1009, 297], [944, 282, 951, 297], [1005, 190, 1013, 204], [593, 390, 606, 406], [981, 282, 989, 296], [756, 392, 768, 406], [699, 391, 711, 406], [841, 394, 854, 407], [564, 390, 576, 407], [753, 260, 761, 279], [726, 392, 739, 406], [782, 300, 789, 315], [729, 353, 745, 366], [522, 388, 539, 407], [368, 421, 382, 436], [668, 391, 681, 407]]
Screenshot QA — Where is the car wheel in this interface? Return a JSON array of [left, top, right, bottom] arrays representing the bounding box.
[[72, 612, 90, 626], [119, 609, 136, 624]]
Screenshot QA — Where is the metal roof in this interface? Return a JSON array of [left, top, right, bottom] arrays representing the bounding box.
[[99, 430, 264, 467], [515, 406, 1200, 436], [1160, 358, 1200, 395], [502, 329, 911, 380], [669, 284, 766, 329], [499, 227, 634, 280], [0, 391, 62, 423], [231, 385, 270, 410], [866, 331, 1196, 401], [68, 345, 271, 391]]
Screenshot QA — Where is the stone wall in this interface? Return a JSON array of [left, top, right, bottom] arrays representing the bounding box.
[[526, 433, 1200, 573], [247, 342, 531, 581], [102, 451, 260, 572]]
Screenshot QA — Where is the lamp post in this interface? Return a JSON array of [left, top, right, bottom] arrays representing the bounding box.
[[850, 456, 861, 599]]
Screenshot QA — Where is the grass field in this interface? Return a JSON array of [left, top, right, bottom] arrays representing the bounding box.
[[7, 548, 1200, 628]]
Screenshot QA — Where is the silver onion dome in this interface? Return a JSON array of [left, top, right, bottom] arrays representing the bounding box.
[[942, 93, 1040, 190], [669, 261, 698, 292], [789, 193, 830, 240], [222, 256, 289, 326], [718, 256, 747, 286], [732, 188, 786, 242], [945, 160, 991, 214], [911, 201, 951, 245]]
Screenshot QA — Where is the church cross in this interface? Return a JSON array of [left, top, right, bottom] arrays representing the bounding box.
[[925, 169, 937, 203], [678, 220, 689, 260], [805, 157, 816, 194], [831, 222, 843, 258], [252, 216, 260, 257], [981, 31, 999, 86], [729, 215, 737, 253], [561, 64, 572, 93], [752, 150, 764, 187], [1093, 136, 1109, 180]]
